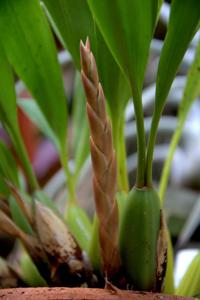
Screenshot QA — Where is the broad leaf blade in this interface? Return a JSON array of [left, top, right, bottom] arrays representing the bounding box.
[[42, 0, 95, 70], [155, 0, 200, 120], [87, 0, 158, 186], [42, 0, 130, 119], [0, 44, 18, 131], [94, 29, 131, 118], [0, 44, 38, 191], [0, 141, 19, 187], [0, 177, 10, 197], [0, 0, 67, 147], [42, 0, 131, 191], [87, 0, 158, 98]]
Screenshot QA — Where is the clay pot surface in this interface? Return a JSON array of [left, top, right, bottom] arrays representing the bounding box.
[[0, 288, 195, 300]]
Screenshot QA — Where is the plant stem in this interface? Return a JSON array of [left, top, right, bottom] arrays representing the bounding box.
[[145, 112, 160, 187], [119, 117, 129, 192], [159, 121, 183, 206], [59, 144, 76, 204], [112, 113, 129, 193], [131, 89, 146, 188]]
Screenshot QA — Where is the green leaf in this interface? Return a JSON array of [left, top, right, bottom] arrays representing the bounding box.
[[42, 0, 94, 70], [158, 0, 163, 10], [0, 177, 10, 197], [88, 215, 101, 273], [146, 0, 200, 185], [9, 195, 33, 235], [20, 251, 47, 287], [0, 0, 67, 149], [73, 123, 89, 179], [71, 73, 89, 178], [0, 141, 19, 187], [0, 140, 33, 236], [0, 45, 18, 128], [159, 37, 200, 203], [87, 0, 158, 98], [66, 204, 92, 253], [72, 73, 87, 152], [88, 0, 158, 186], [42, 0, 130, 190], [94, 28, 131, 119], [156, 0, 200, 116], [42, 0, 130, 119], [18, 98, 59, 149], [176, 252, 200, 297], [0, 43, 38, 191]]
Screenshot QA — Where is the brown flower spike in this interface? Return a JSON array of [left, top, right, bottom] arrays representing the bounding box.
[[80, 38, 121, 281]]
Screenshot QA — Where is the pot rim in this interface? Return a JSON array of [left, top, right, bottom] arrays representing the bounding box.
[[0, 287, 195, 300]]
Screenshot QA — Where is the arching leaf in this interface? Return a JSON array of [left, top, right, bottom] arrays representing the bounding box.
[[42, 0, 130, 120], [0, 45, 37, 190], [0, 0, 67, 148], [87, 0, 158, 98], [155, 0, 200, 122]]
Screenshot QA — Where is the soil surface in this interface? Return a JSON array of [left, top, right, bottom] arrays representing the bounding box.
[[0, 288, 195, 300]]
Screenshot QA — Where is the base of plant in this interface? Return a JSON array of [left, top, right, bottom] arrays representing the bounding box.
[[0, 288, 194, 300]]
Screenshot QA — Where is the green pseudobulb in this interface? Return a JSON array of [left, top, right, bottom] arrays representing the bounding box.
[[120, 187, 161, 291]]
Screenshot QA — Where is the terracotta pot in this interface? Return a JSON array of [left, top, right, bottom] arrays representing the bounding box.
[[0, 288, 194, 300]]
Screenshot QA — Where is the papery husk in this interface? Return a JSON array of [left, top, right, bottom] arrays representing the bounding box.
[[156, 210, 168, 292], [34, 201, 96, 287], [5, 184, 94, 285], [0, 257, 26, 288], [0, 197, 96, 287], [0, 209, 51, 284]]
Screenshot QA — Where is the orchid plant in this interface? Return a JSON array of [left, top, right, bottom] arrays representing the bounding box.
[[0, 0, 200, 297]]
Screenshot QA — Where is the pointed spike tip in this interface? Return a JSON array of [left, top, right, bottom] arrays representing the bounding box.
[[86, 37, 91, 50], [80, 40, 85, 51]]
